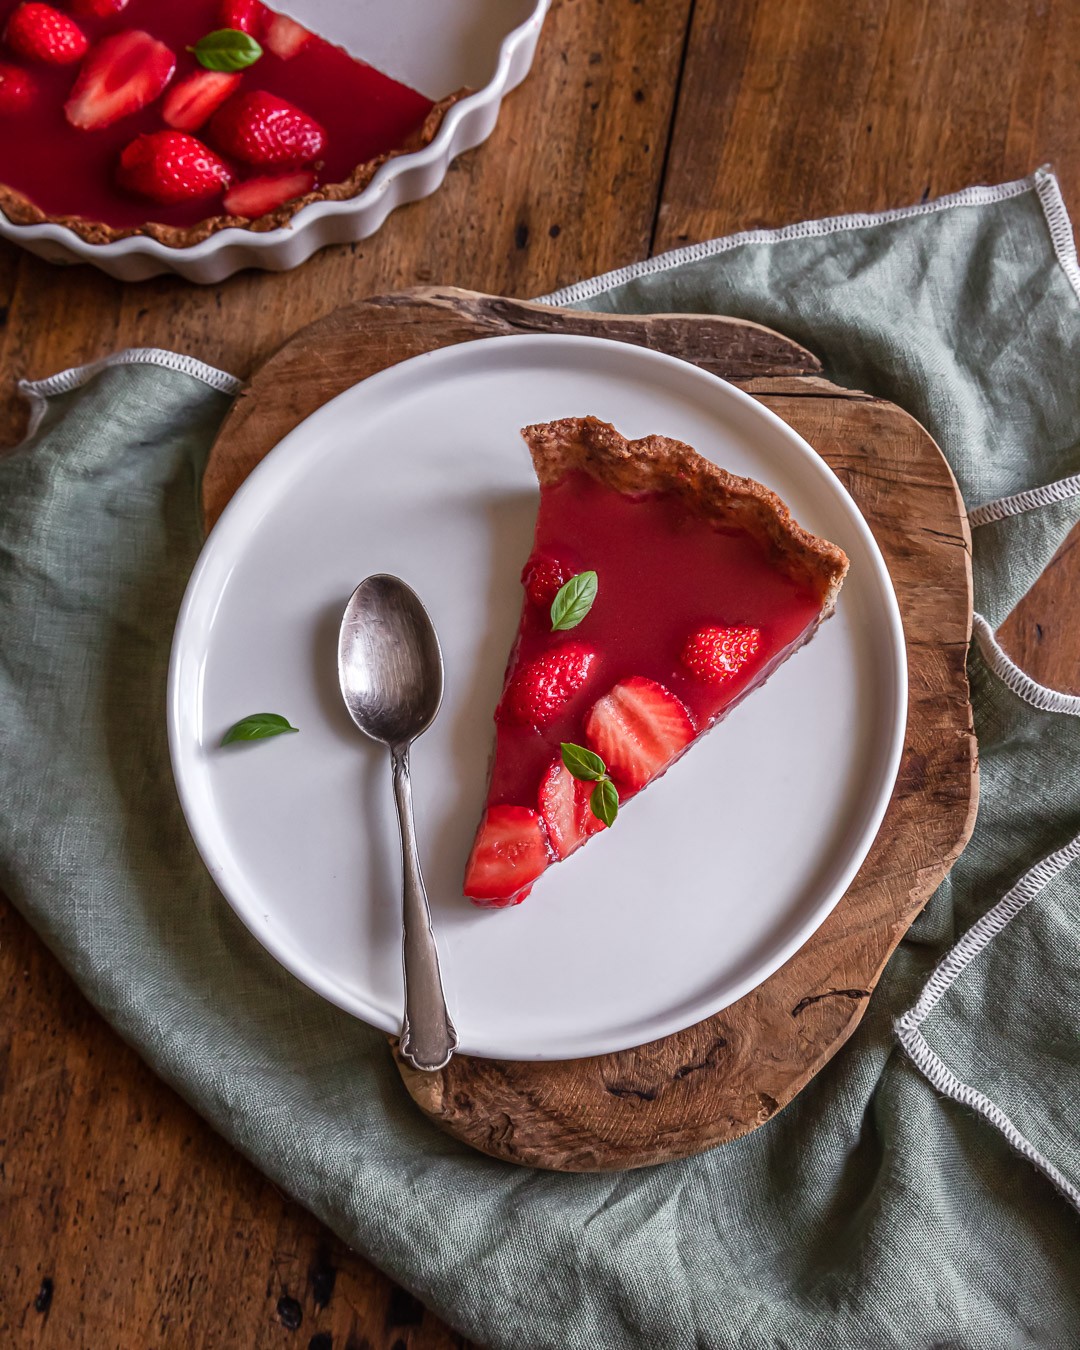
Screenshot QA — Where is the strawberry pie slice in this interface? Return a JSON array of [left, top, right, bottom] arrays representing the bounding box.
[[463, 416, 850, 909]]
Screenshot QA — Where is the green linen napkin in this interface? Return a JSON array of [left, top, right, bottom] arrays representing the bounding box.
[[4, 169, 1080, 1349]]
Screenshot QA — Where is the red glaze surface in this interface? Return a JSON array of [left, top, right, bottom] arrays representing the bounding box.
[[0, 0, 433, 228], [466, 470, 825, 904]]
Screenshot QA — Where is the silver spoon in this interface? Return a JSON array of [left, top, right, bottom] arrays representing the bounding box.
[[337, 574, 458, 1072]]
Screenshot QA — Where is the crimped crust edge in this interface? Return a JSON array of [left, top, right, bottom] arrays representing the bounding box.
[[521, 415, 849, 615]]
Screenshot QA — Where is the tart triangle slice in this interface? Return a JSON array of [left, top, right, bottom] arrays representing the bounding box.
[[463, 416, 849, 908]]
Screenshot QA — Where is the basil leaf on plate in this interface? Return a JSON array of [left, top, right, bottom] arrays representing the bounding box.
[[190, 28, 263, 71], [550, 570, 598, 631], [221, 712, 298, 745], [590, 777, 619, 828]]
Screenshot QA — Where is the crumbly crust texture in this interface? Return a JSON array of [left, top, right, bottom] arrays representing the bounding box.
[[521, 416, 849, 615], [0, 89, 466, 249]]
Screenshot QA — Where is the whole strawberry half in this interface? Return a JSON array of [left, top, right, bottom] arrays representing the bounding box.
[[521, 554, 572, 611], [585, 676, 695, 792], [219, 0, 267, 37], [500, 643, 598, 728], [65, 30, 176, 131], [117, 131, 231, 205], [681, 624, 761, 684], [464, 805, 550, 907], [538, 759, 606, 860], [0, 62, 37, 115], [209, 89, 325, 166], [4, 3, 87, 65]]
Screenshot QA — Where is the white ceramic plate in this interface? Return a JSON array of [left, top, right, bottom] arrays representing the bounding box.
[[168, 334, 907, 1060], [0, 0, 548, 283]]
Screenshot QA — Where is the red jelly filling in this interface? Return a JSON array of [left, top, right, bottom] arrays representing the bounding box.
[[464, 470, 825, 908], [0, 0, 433, 229]]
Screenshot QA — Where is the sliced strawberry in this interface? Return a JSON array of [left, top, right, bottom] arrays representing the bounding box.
[[0, 62, 37, 114], [208, 89, 325, 166], [500, 642, 597, 729], [162, 69, 240, 131], [65, 30, 176, 131], [681, 624, 761, 684], [521, 554, 572, 611], [223, 168, 314, 217], [4, 4, 86, 65], [538, 759, 606, 861], [585, 677, 695, 792], [117, 130, 231, 205], [464, 806, 550, 907], [263, 13, 311, 59], [70, 0, 130, 17], [218, 0, 267, 37]]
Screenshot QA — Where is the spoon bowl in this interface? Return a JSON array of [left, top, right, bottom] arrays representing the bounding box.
[[338, 574, 444, 748]]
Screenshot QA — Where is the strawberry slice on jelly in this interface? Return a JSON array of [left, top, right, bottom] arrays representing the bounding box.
[[585, 677, 695, 793], [463, 806, 550, 908], [263, 12, 311, 59], [65, 30, 177, 131], [223, 168, 315, 217], [162, 69, 241, 132], [538, 759, 606, 860]]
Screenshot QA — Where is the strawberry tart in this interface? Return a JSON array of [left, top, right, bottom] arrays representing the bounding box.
[[0, 0, 461, 244], [463, 416, 850, 909]]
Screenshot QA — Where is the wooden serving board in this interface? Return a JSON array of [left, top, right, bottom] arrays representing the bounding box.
[[204, 286, 977, 1172]]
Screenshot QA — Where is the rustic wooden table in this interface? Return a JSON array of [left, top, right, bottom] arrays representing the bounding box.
[[2, 1, 1078, 1345]]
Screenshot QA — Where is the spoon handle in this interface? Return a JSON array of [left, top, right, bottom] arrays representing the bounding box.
[[390, 745, 458, 1072]]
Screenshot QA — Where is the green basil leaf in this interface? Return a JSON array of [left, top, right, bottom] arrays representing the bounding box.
[[550, 570, 598, 631], [221, 712, 298, 745], [560, 742, 606, 782], [190, 28, 263, 71], [590, 777, 619, 828]]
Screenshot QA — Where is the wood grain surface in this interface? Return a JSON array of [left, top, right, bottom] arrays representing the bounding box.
[[2, 0, 1079, 1342], [203, 287, 975, 1170]]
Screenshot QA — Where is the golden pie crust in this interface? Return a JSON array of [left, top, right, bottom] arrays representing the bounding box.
[[521, 416, 849, 617], [0, 89, 465, 248]]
